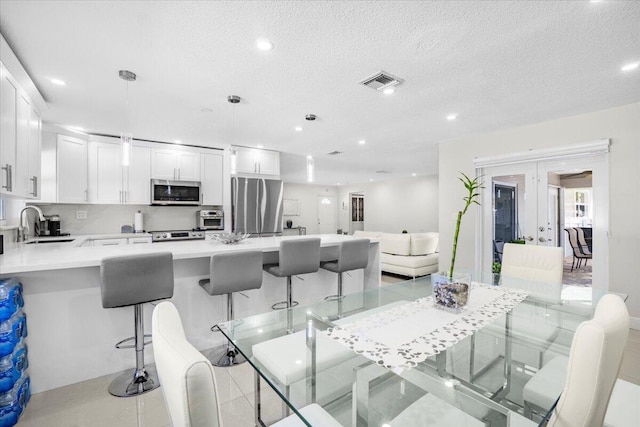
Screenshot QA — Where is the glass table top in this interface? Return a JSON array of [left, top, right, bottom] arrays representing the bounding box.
[[218, 273, 612, 426]]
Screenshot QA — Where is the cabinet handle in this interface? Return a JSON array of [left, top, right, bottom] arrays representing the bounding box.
[[29, 176, 37, 197], [254, 162, 257, 173], [85, 189, 88, 202], [125, 190, 128, 203], [1, 164, 11, 192], [119, 190, 123, 203]]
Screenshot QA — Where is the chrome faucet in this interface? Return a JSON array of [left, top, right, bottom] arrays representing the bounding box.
[[17, 206, 46, 242]]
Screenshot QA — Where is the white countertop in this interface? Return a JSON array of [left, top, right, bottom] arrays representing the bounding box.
[[0, 233, 363, 275]]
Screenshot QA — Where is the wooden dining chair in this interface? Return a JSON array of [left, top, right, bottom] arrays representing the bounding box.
[[151, 301, 341, 427]]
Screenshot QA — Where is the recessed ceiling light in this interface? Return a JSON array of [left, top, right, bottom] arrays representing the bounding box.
[[295, 126, 303, 132], [337, 182, 341, 186], [50, 78, 66, 86], [257, 144, 264, 148], [201, 108, 213, 113], [359, 140, 366, 145], [412, 173, 417, 177], [256, 38, 273, 51], [174, 139, 182, 144], [383, 88, 395, 95], [306, 155, 313, 159], [621, 62, 639, 72], [369, 178, 374, 182], [446, 114, 457, 121]]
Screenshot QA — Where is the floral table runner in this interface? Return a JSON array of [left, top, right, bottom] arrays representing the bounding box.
[[324, 283, 529, 372]]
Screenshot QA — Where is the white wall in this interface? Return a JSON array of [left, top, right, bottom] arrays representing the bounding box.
[[282, 183, 338, 235], [439, 102, 640, 320], [337, 175, 439, 234]]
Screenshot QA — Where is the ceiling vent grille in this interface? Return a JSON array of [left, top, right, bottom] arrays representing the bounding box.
[[359, 71, 404, 91], [376, 170, 391, 174], [327, 151, 343, 156]]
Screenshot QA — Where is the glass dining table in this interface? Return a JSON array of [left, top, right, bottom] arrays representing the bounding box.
[[218, 272, 616, 427]]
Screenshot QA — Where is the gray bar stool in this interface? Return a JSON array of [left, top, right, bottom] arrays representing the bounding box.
[[321, 239, 369, 317], [199, 251, 263, 367], [322, 238, 370, 300], [100, 252, 174, 397], [264, 238, 321, 333]]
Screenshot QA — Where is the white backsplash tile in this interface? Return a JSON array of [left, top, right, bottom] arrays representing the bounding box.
[[33, 204, 215, 235]]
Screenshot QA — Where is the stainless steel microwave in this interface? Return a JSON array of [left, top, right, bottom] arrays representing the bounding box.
[[150, 180, 202, 206]]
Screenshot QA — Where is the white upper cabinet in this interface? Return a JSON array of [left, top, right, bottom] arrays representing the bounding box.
[[0, 63, 18, 196], [0, 61, 42, 199], [57, 135, 88, 203], [125, 144, 151, 204], [88, 141, 123, 204], [28, 108, 41, 198], [232, 146, 279, 176], [201, 152, 223, 206], [88, 137, 151, 205], [151, 147, 200, 181]]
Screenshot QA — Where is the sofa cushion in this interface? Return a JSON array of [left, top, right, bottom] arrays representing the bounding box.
[[380, 233, 411, 255], [352, 230, 382, 239], [381, 252, 439, 268], [410, 232, 439, 255]]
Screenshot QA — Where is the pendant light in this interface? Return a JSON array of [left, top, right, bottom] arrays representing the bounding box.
[[228, 95, 240, 175], [119, 70, 136, 166]]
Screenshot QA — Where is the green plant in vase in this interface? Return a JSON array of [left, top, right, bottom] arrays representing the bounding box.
[[433, 173, 483, 311]]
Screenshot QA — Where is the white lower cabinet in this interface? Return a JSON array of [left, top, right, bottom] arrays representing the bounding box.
[[91, 238, 128, 247], [128, 236, 152, 245], [82, 236, 151, 247]]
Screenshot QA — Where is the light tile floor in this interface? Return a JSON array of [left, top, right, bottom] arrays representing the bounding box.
[[16, 276, 640, 427]]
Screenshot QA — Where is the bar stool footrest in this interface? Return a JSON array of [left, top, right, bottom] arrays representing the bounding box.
[[271, 301, 299, 310], [115, 334, 152, 349]]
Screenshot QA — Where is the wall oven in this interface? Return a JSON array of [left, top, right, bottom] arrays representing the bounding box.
[[151, 180, 202, 206]]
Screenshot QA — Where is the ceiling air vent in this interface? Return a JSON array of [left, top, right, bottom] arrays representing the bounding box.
[[376, 170, 391, 174], [327, 151, 343, 156], [359, 71, 404, 91]]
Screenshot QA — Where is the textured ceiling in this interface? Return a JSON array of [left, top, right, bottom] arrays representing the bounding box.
[[0, 1, 638, 185]]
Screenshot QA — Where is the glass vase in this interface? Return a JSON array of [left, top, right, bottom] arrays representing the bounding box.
[[432, 272, 471, 313]]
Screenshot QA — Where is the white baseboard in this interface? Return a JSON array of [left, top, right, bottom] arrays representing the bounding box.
[[630, 316, 640, 330]]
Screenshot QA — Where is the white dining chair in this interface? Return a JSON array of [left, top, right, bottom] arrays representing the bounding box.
[[522, 293, 630, 426], [469, 243, 565, 376], [151, 301, 341, 427]]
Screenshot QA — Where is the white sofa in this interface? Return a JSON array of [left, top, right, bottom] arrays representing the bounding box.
[[353, 231, 439, 278]]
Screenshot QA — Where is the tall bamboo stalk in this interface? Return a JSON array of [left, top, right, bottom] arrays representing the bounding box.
[[448, 173, 483, 280]]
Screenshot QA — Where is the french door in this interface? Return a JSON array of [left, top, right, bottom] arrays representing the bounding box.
[[476, 144, 609, 293]]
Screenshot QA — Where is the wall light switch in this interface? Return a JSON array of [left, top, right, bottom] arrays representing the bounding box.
[[76, 211, 87, 220]]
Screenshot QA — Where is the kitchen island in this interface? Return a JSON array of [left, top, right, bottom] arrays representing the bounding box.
[[0, 234, 380, 393]]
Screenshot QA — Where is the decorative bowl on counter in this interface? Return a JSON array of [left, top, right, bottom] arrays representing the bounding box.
[[210, 232, 250, 244]]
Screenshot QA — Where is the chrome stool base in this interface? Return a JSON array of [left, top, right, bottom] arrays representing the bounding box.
[[108, 365, 160, 397], [208, 345, 247, 367], [271, 300, 299, 310]]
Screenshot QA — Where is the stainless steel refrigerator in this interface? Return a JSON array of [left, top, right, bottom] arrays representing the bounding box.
[[231, 177, 283, 236]]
